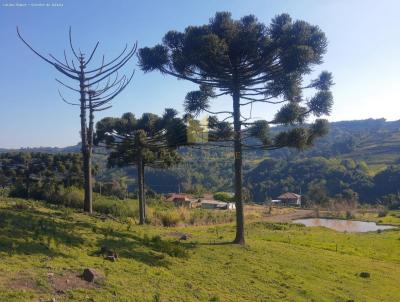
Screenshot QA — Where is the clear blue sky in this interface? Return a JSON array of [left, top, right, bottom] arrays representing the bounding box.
[[0, 0, 399, 148]]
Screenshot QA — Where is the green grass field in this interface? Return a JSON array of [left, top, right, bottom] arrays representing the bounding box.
[[0, 198, 399, 302]]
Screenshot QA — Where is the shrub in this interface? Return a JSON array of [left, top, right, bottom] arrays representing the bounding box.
[[377, 209, 388, 217], [250, 221, 291, 231], [150, 235, 188, 258], [60, 207, 74, 219], [93, 196, 138, 218], [59, 187, 84, 208], [213, 192, 233, 202], [159, 211, 181, 227]]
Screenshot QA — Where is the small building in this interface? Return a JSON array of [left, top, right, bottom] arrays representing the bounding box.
[[175, 198, 199, 208], [276, 192, 301, 206], [165, 194, 198, 208], [200, 200, 236, 210], [165, 193, 188, 202]]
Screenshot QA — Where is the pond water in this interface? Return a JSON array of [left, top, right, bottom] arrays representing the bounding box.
[[293, 218, 397, 233]]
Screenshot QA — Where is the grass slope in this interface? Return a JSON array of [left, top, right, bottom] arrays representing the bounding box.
[[0, 198, 399, 302]]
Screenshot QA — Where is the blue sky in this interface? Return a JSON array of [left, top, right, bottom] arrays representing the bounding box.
[[0, 0, 399, 148]]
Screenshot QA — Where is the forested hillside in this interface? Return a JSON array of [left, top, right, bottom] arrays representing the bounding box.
[[97, 118, 400, 203], [1, 118, 400, 204]]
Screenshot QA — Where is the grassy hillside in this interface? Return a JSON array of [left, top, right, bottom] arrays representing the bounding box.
[[270, 118, 400, 166], [0, 198, 399, 302], [341, 129, 400, 166]]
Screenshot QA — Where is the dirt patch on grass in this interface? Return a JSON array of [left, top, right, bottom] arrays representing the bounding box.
[[4, 270, 102, 296], [47, 271, 100, 292]]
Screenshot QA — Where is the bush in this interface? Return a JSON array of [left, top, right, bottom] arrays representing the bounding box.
[[57, 187, 84, 208], [378, 209, 388, 217], [29, 185, 139, 219], [60, 206, 74, 219], [159, 211, 181, 227], [93, 196, 138, 218], [213, 192, 233, 202], [150, 235, 188, 258]]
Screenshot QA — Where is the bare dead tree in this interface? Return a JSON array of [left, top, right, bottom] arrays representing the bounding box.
[[17, 27, 137, 213]]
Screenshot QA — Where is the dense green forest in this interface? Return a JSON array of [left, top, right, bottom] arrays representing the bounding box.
[[98, 118, 400, 206], [1, 119, 399, 206]]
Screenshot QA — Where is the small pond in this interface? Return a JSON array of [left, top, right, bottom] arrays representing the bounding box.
[[293, 218, 397, 233]]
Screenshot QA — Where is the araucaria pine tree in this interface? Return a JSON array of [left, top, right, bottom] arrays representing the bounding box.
[[138, 12, 333, 244], [96, 109, 185, 224], [17, 27, 136, 213]]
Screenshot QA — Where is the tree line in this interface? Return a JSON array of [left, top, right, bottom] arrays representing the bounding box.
[[246, 157, 400, 208], [0, 152, 83, 200], [2, 153, 399, 210]]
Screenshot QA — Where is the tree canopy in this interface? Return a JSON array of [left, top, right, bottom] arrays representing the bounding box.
[[0, 152, 83, 199], [96, 109, 186, 223], [138, 12, 333, 244]]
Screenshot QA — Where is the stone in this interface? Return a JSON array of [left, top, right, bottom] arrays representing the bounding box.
[[359, 272, 370, 278], [106, 255, 116, 262], [180, 234, 189, 240], [82, 268, 99, 282], [106, 250, 118, 259]]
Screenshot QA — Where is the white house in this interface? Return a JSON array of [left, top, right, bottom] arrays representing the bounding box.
[[201, 200, 236, 210]]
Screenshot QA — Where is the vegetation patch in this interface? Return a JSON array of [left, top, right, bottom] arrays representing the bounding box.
[[0, 198, 399, 302]]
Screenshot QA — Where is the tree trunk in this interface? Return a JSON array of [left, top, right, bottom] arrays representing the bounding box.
[[142, 160, 146, 219], [25, 173, 30, 199], [79, 59, 92, 214], [83, 151, 92, 213], [86, 101, 95, 213], [137, 151, 145, 225], [232, 89, 245, 245]]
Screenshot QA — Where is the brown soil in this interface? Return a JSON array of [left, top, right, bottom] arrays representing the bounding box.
[[6, 270, 99, 295], [47, 271, 99, 292], [262, 209, 315, 223]]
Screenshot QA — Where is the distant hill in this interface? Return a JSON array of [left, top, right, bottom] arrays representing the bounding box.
[[2, 118, 400, 168], [0, 144, 81, 154], [1, 118, 399, 198], [2, 118, 399, 161], [268, 118, 400, 166]]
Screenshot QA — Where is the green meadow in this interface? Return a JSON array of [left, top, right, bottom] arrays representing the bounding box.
[[0, 198, 399, 302]]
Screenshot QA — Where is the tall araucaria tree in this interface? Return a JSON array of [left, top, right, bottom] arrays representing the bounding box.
[[17, 27, 136, 213], [138, 12, 333, 244], [95, 109, 186, 224]]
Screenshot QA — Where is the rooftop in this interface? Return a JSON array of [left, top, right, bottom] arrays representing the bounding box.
[[277, 192, 301, 199]]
